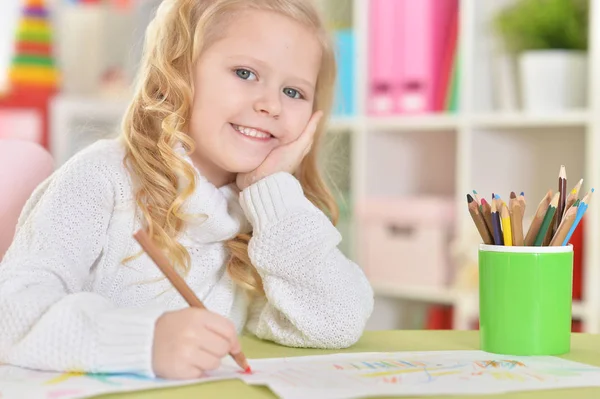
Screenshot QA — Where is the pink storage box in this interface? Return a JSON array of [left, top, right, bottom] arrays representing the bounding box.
[[356, 197, 455, 288]]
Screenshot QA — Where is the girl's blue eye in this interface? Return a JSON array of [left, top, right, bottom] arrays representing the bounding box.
[[235, 68, 256, 80], [283, 87, 302, 99]]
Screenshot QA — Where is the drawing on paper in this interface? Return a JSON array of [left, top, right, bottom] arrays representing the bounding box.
[[240, 350, 600, 398], [2, 351, 600, 399], [0, 362, 243, 399]]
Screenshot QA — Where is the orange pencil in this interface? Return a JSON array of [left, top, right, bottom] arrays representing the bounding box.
[[133, 229, 251, 373]]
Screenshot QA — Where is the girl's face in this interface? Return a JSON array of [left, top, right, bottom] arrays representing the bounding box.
[[188, 9, 322, 187]]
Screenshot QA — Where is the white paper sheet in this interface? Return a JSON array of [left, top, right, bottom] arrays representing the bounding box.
[[240, 350, 600, 399], [0, 362, 244, 399], [3, 351, 600, 399]]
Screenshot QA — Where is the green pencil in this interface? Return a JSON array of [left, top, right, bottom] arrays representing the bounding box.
[[534, 192, 560, 246]]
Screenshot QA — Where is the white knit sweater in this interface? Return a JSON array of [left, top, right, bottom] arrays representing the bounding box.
[[0, 138, 373, 376]]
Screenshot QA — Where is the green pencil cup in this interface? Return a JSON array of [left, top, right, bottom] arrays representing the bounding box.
[[478, 244, 573, 356]]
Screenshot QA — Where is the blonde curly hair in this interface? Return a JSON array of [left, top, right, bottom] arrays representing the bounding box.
[[121, 0, 338, 295]]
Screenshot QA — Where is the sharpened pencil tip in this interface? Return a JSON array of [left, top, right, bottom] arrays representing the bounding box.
[[467, 194, 474, 203], [473, 190, 478, 195], [510, 191, 517, 199], [520, 191, 525, 196], [559, 165, 566, 178]]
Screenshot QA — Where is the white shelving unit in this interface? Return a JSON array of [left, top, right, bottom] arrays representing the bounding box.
[[47, 0, 600, 333], [342, 0, 600, 333]]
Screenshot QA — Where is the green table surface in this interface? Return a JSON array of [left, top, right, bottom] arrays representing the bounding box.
[[98, 330, 600, 399]]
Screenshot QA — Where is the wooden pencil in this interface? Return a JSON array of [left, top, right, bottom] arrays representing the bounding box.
[[550, 203, 579, 246], [562, 189, 594, 245], [133, 229, 251, 373], [518, 191, 526, 219], [554, 165, 567, 234], [491, 199, 504, 245], [472, 190, 482, 207], [518, 191, 526, 207], [564, 178, 583, 213], [581, 188, 595, 206], [534, 192, 560, 246], [510, 199, 524, 246], [543, 202, 559, 246], [467, 194, 493, 244], [493, 193, 502, 211], [524, 190, 553, 246], [501, 203, 512, 246], [480, 198, 493, 237]]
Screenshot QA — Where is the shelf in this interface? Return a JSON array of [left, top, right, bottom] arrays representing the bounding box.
[[373, 282, 586, 318], [366, 114, 459, 132], [470, 111, 590, 129], [371, 282, 467, 305]]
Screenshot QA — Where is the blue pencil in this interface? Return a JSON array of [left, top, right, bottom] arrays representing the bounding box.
[[491, 198, 504, 245], [562, 188, 594, 245]]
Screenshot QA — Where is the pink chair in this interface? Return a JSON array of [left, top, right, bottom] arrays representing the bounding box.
[[0, 139, 54, 260]]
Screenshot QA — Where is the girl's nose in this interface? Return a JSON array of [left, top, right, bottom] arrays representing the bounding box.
[[253, 90, 281, 118]]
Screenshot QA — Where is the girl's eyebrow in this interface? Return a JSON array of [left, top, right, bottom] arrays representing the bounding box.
[[225, 54, 315, 89], [226, 55, 270, 69]]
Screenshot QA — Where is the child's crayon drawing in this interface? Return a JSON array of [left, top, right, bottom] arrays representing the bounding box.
[[0, 362, 243, 399], [2, 351, 600, 399], [240, 351, 600, 398]]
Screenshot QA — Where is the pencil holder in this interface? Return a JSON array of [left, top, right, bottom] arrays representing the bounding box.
[[478, 244, 573, 355]]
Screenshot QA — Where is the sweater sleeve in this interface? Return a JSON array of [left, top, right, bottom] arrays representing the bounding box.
[[0, 153, 164, 376], [239, 172, 374, 349]]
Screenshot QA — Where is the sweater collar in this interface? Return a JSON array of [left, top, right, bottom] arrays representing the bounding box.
[[174, 144, 251, 246]]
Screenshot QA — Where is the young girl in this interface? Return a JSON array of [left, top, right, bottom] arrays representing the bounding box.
[[0, 0, 374, 380]]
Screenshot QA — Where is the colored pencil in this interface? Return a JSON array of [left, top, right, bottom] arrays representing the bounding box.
[[564, 178, 583, 213], [562, 189, 595, 245], [501, 203, 512, 246], [509, 199, 524, 246], [554, 165, 567, 234], [493, 193, 502, 211], [491, 199, 504, 245], [133, 229, 251, 373], [518, 191, 526, 207], [534, 192, 560, 246], [480, 198, 493, 236], [550, 201, 579, 246], [467, 194, 493, 244], [472, 190, 481, 207], [524, 190, 553, 246]]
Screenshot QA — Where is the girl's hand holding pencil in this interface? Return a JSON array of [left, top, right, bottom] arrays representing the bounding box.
[[133, 229, 251, 380], [153, 307, 244, 380], [468, 165, 593, 247]]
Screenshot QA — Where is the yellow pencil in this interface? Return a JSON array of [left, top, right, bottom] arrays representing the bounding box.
[[501, 203, 512, 246]]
